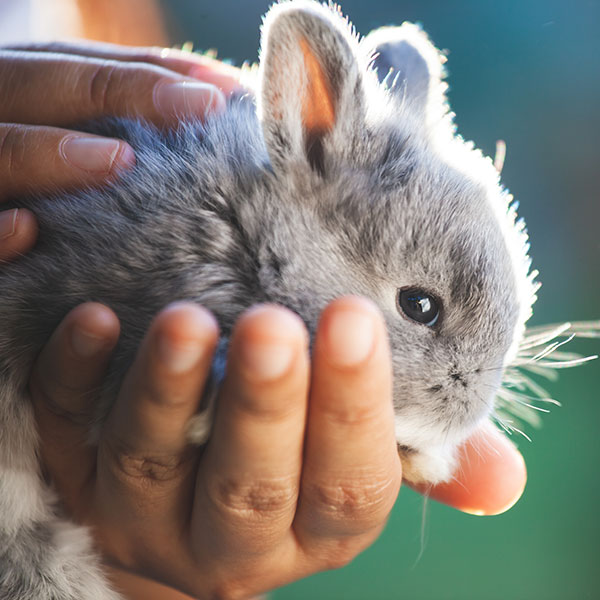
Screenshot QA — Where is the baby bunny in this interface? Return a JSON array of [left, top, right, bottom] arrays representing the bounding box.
[[3, 0, 584, 598]]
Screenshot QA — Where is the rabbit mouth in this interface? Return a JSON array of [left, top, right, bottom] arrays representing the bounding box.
[[396, 440, 460, 485], [397, 443, 417, 456], [397, 444, 425, 484]]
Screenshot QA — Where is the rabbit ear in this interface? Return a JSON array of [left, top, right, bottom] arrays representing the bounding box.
[[362, 23, 446, 123], [258, 1, 366, 175]]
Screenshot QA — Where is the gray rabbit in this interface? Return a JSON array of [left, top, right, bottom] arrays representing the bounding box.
[[1, 1, 590, 598]]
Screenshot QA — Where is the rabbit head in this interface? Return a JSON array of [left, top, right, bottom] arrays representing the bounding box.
[[250, 1, 538, 483]]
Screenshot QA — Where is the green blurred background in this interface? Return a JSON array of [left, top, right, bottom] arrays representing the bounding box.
[[159, 1, 600, 598]]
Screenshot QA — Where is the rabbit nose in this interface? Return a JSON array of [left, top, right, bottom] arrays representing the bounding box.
[[449, 370, 468, 388]]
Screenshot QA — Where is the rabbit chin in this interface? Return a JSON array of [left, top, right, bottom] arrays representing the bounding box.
[[398, 444, 459, 485]]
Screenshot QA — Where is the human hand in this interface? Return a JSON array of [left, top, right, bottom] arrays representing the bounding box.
[[31, 297, 526, 600], [0, 41, 239, 262]]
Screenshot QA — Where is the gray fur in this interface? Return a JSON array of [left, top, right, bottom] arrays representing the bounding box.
[[364, 23, 443, 121], [0, 1, 537, 597]]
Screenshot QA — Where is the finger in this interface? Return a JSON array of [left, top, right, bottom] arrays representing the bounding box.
[[157, 50, 244, 95], [97, 303, 218, 520], [0, 50, 225, 128], [106, 566, 194, 600], [294, 297, 402, 552], [194, 305, 309, 558], [30, 303, 120, 508], [0, 208, 38, 261], [0, 124, 135, 202], [5, 41, 243, 94], [410, 421, 527, 516]]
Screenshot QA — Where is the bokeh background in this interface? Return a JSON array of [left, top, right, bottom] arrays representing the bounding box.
[[2, 1, 598, 598]]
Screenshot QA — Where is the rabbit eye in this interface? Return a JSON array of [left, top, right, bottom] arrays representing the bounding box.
[[397, 288, 440, 327]]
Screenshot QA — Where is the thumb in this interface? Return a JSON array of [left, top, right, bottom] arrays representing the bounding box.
[[409, 420, 527, 516], [30, 302, 120, 508]]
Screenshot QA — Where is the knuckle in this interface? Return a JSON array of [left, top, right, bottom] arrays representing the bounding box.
[[208, 476, 298, 521], [87, 61, 119, 114], [0, 55, 22, 106], [305, 476, 396, 530], [104, 434, 192, 485], [0, 124, 27, 185]]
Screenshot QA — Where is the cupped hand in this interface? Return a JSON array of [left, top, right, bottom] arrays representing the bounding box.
[[31, 297, 526, 600], [0, 41, 240, 262]]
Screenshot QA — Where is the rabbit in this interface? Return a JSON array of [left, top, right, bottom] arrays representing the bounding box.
[[3, 0, 593, 598]]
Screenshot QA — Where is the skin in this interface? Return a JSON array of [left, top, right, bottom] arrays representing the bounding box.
[[0, 43, 527, 600], [0, 41, 235, 261]]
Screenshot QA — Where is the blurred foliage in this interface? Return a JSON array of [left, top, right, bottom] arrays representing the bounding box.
[[161, 1, 599, 598]]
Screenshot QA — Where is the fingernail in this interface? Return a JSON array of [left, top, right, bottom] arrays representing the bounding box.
[[60, 136, 133, 174], [325, 306, 376, 367], [188, 66, 244, 95], [485, 451, 527, 516], [239, 308, 300, 381], [0, 209, 18, 240], [153, 81, 226, 118], [71, 325, 108, 358], [158, 335, 205, 375], [241, 339, 295, 382]]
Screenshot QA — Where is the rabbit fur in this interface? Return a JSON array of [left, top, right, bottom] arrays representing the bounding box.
[[0, 1, 537, 597]]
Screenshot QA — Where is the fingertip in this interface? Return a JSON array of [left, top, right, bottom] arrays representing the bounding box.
[[153, 302, 219, 375], [113, 142, 136, 174], [60, 135, 136, 177], [188, 64, 243, 95], [166, 50, 243, 95], [153, 80, 226, 122], [469, 423, 527, 516], [232, 304, 308, 383], [157, 301, 220, 342], [323, 295, 382, 316], [423, 422, 528, 516], [0, 208, 39, 260], [209, 85, 227, 113], [68, 303, 121, 359], [236, 304, 307, 342], [317, 296, 387, 370]]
